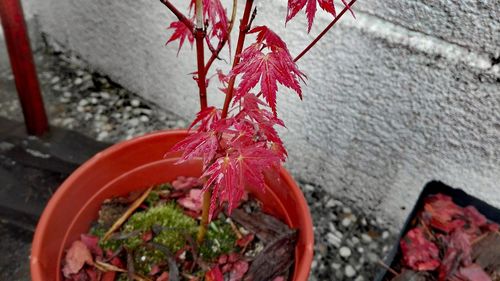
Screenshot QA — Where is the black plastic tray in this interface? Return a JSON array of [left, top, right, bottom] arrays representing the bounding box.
[[374, 180, 500, 281]]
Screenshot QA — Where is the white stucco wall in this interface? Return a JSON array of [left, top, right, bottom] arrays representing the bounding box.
[[18, 0, 500, 226]]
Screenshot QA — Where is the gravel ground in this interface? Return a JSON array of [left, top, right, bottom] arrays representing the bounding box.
[[0, 47, 396, 280]]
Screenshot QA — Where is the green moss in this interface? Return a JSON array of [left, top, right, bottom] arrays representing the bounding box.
[[199, 221, 237, 260], [89, 226, 122, 251], [122, 203, 197, 274]]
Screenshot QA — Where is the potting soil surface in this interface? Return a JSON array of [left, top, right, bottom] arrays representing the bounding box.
[[0, 45, 396, 281]]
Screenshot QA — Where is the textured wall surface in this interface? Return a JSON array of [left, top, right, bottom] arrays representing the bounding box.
[[18, 0, 500, 226]]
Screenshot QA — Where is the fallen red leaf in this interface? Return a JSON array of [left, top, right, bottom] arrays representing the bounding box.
[[400, 227, 440, 271], [454, 264, 492, 281], [157, 272, 169, 281], [229, 260, 249, 281], [236, 233, 255, 248], [438, 230, 472, 280], [62, 240, 94, 278], [205, 266, 224, 281]]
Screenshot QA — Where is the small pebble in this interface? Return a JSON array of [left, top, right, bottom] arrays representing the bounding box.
[[131, 99, 140, 107], [361, 233, 373, 243], [74, 77, 83, 85], [339, 246, 351, 258], [345, 265, 356, 278]]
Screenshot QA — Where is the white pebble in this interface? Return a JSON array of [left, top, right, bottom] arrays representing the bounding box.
[[131, 99, 140, 107], [339, 246, 351, 258], [78, 99, 88, 106], [97, 131, 109, 141], [140, 115, 150, 122], [327, 233, 341, 248], [345, 265, 356, 278], [361, 233, 373, 243], [341, 217, 352, 227], [74, 77, 83, 85], [382, 231, 390, 240]]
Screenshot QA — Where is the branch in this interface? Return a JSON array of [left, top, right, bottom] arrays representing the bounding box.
[[294, 0, 357, 62], [194, 0, 208, 109], [159, 0, 194, 32], [221, 0, 254, 118], [204, 0, 238, 73]]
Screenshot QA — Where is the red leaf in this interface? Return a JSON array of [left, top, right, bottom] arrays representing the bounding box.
[[454, 264, 492, 281], [167, 21, 194, 54], [231, 27, 305, 115], [190, 0, 229, 41], [177, 188, 203, 212], [172, 131, 220, 166], [438, 230, 473, 280], [286, 0, 354, 32], [236, 233, 255, 248], [422, 194, 464, 233], [400, 228, 440, 271], [80, 234, 103, 257], [188, 106, 221, 132], [203, 141, 281, 219], [62, 240, 94, 278], [157, 272, 169, 281], [205, 266, 224, 281], [229, 260, 249, 281], [172, 176, 201, 191]]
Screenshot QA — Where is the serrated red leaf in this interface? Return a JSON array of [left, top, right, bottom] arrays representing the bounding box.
[[400, 228, 440, 271], [286, 0, 354, 32], [189, 106, 222, 132], [231, 28, 305, 115], [171, 131, 220, 166], [203, 142, 281, 219], [189, 0, 229, 41], [166, 20, 194, 54]]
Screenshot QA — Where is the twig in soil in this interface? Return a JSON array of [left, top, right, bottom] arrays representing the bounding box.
[[102, 186, 154, 241], [376, 259, 399, 276], [94, 260, 127, 273], [228, 218, 243, 239]]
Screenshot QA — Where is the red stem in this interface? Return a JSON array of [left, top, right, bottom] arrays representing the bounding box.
[[159, 0, 194, 31], [221, 0, 254, 118], [195, 29, 208, 109], [294, 0, 357, 62]]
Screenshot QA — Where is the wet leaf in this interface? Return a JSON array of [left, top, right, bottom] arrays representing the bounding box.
[[62, 240, 94, 278], [400, 228, 440, 271]]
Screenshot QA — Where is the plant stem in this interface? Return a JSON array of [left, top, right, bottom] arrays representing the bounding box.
[[221, 0, 255, 118], [197, 189, 212, 243], [293, 0, 357, 62], [204, 0, 238, 73], [194, 0, 208, 109], [159, 0, 194, 31], [195, 30, 208, 109]]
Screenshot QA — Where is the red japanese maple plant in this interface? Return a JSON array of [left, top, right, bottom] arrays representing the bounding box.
[[160, 0, 356, 242]]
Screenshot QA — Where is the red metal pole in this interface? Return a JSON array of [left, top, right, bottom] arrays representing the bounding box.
[[0, 0, 49, 136]]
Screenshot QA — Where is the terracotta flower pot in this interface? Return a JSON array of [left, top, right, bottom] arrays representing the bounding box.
[[31, 130, 314, 281]]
